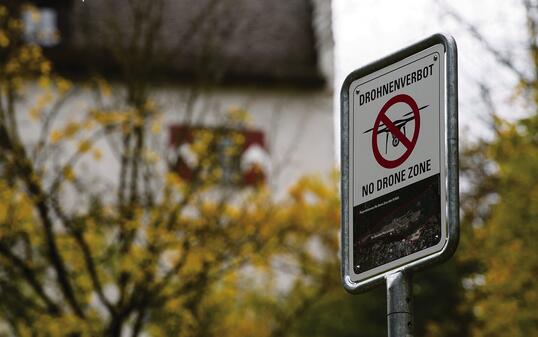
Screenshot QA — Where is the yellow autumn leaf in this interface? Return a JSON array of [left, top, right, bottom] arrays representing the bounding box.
[[97, 78, 112, 97], [50, 130, 62, 144], [29, 108, 41, 121], [56, 78, 72, 94], [63, 165, 75, 182], [38, 76, 50, 89], [77, 140, 92, 153], [40, 61, 51, 74], [92, 148, 102, 161], [151, 121, 161, 134], [0, 30, 9, 48]]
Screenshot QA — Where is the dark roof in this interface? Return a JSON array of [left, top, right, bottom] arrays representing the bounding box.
[[43, 0, 330, 88]]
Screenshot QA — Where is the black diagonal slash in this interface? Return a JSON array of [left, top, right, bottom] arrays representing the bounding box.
[[363, 105, 428, 153], [380, 115, 413, 149]]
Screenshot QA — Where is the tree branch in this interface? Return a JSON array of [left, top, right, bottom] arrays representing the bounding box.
[[0, 123, 85, 318], [438, 0, 532, 83], [0, 243, 61, 315]]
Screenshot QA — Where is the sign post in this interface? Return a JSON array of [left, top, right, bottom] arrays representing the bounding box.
[[387, 271, 413, 337], [340, 34, 458, 336]]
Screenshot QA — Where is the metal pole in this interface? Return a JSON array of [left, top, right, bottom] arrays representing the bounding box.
[[386, 271, 413, 337]]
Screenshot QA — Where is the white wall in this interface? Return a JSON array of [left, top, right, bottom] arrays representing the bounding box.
[[16, 84, 335, 198]]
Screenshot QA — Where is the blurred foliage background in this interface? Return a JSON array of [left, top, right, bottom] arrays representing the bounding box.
[[0, 0, 538, 336]]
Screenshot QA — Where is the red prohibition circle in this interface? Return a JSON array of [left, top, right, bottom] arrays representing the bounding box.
[[372, 94, 420, 169]]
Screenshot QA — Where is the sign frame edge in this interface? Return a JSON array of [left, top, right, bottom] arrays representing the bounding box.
[[340, 33, 459, 294]]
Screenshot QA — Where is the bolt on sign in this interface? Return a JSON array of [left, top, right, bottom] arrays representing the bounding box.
[[340, 34, 459, 292]]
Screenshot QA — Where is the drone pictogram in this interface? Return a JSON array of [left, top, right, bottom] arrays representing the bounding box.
[[364, 105, 428, 154]]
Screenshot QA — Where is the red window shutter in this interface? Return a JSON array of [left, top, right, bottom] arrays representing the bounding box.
[[168, 125, 268, 186]]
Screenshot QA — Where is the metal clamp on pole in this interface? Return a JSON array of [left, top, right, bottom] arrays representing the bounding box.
[[386, 271, 413, 337]]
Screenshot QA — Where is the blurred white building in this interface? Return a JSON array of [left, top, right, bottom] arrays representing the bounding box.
[[20, 0, 335, 194]]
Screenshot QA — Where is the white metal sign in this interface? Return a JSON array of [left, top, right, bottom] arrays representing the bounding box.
[[341, 35, 458, 289]]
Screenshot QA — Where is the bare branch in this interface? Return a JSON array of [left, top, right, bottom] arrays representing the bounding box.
[[0, 123, 85, 318], [49, 129, 106, 196], [438, 0, 531, 83], [522, 0, 538, 83], [0, 243, 61, 315], [48, 196, 116, 315], [32, 88, 79, 164]]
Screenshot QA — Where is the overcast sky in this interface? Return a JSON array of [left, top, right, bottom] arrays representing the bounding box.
[[333, 0, 529, 155]]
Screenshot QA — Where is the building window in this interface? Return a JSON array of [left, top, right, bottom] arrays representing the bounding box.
[[22, 6, 60, 46], [168, 125, 269, 186]]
